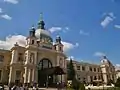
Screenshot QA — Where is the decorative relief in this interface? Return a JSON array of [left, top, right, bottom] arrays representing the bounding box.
[[30, 53, 34, 64]]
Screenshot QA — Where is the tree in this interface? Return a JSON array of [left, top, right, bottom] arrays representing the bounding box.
[[67, 58, 75, 80], [115, 77, 120, 87]]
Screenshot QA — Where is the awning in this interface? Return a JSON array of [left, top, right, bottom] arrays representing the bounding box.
[[40, 66, 66, 75]]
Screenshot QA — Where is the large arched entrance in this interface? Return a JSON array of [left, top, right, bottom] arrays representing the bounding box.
[[38, 58, 53, 87]]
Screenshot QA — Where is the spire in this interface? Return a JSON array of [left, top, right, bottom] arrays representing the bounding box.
[[29, 25, 35, 37], [37, 13, 45, 29]]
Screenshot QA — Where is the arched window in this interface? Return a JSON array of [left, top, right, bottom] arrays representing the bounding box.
[[38, 58, 52, 70]]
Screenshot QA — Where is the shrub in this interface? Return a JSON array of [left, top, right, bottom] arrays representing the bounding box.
[[79, 83, 85, 90], [115, 77, 120, 87], [72, 78, 80, 90]]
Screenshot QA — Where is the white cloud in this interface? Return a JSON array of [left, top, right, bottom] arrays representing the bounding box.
[[0, 8, 2, 13], [63, 27, 70, 33], [101, 16, 113, 28], [116, 64, 120, 67], [4, 0, 19, 4], [62, 41, 79, 52], [49, 27, 62, 33], [75, 43, 79, 47], [114, 25, 120, 29], [115, 64, 120, 70], [65, 27, 69, 30], [0, 35, 26, 50], [79, 30, 89, 36], [66, 56, 74, 60], [0, 34, 78, 53], [101, 12, 115, 28], [94, 52, 105, 57], [1, 14, 12, 20], [49, 26, 70, 33]]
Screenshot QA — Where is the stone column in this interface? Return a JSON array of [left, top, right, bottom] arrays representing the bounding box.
[[9, 67, 15, 84], [32, 69, 35, 83], [24, 67, 28, 84], [87, 76, 90, 83], [103, 74, 107, 84], [27, 69, 31, 83]]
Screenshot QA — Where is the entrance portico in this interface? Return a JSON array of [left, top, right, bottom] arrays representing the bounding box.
[[37, 58, 65, 87]]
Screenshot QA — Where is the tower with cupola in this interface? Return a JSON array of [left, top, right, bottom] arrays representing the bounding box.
[[24, 25, 38, 84], [100, 55, 116, 84]]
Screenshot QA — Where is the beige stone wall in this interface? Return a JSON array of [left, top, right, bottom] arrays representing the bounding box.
[[100, 60, 116, 84], [116, 70, 120, 79], [0, 49, 11, 83], [72, 61, 102, 83]]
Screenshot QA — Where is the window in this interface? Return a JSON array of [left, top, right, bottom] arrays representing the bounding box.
[[59, 58, 63, 66], [0, 70, 2, 80], [59, 47, 62, 51], [89, 67, 92, 71], [94, 76, 97, 80], [16, 71, 21, 80], [98, 68, 100, 72], [31, 40, 34, 44], [94, 68, 96, 72], [82, 66, 85, 71], [19, 53, 22, 56], [90, 76, 93, 82], [98, 76, 101, 80], [54, 46, 56, 50], [18, 53, 23, 62], [38, 59, 52, 70], [0, 55, 4, 62], [77, 66, 80, 70]]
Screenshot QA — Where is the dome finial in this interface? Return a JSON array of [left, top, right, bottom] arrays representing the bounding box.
[[103, 55, 107, 59], [31, 24, 35, 30], [37, 13, 45, 29], [56, 34, 61, 44], [40, 12, 43, 21]]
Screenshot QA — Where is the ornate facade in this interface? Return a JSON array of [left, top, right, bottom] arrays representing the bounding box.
[[0, 16, 67, 86], [68, 56, 116, 85], [0, 15, 117, 86]]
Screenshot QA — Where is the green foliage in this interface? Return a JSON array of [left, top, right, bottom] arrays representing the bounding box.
[[79, 83, 85, 90], [115, 77, 120, 87], [72, 78, 80, 90], [67, 59, 75, 80]]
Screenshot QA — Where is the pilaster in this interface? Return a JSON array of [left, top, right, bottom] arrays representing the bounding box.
[[25, 50, 30, 64], [10, 50, 18, 64], [9, 67, 15, 84], [27, 69, 31, 83], [24, 67, 28, 83]]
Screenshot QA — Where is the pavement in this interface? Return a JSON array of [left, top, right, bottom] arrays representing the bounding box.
[[4, 87, 66, 90]]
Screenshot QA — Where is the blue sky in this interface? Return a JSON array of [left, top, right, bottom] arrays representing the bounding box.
[[0, 0, 120, 65]]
